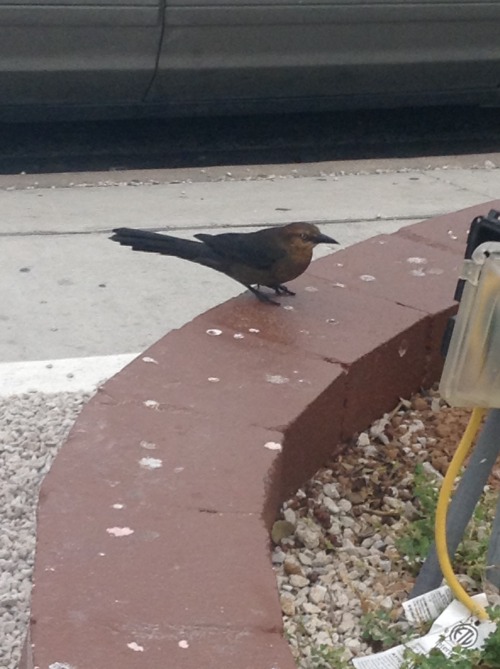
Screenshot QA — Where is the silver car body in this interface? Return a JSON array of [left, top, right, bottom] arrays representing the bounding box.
[[1, 0, 499, 118]]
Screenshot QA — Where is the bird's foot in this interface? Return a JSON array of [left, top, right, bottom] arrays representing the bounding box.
[[274, 284, 296, 296], [248, 285, 280, 306]]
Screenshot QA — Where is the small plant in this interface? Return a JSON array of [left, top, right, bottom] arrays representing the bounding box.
[[360, 610, 403, 651], [454, 489, 496, 584], [401, 645, 481, 669], [476, 606, 500, 668], [395, 463, 439, 572], [455, 536, 489, 585], [309, 644, 351, 669], [395, 464, 495, 583]]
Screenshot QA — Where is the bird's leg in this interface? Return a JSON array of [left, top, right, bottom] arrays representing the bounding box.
[[274, 284, 296, 296], [247, 285, 280, 306]]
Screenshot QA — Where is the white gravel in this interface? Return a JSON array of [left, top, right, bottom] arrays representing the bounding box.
[[272, 394, 450, 667], [0, 391, 90, 669]]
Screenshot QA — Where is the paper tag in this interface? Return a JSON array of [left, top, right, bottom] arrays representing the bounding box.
[[351, 645, 406, 669], [403, 585, 453, 624], [352, 593, 496, 669]]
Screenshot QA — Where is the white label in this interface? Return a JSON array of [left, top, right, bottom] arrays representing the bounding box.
[[403, 585, 453, 624], [352, 645, 406, 668], [352, 593, 497, 669]]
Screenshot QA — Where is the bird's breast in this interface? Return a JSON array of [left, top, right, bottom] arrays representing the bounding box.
[[272, 248, 313, 284]]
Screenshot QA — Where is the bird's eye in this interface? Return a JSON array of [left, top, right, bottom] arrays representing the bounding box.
[[300, 232, 309, 241]]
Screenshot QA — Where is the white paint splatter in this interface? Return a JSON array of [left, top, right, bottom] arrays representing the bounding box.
[[333, 282, 345, 288], [178, 639, 190, 649], [326, 318, 338, 324], [266, 374, 289, 384], [139, 457, 163, 469], [44, 566, 56, 572], [448, 230, 458, 240], [49, 663, 75, 669], [406, 257, 427, 264], [142, 356, 158, 364], [410, 268, 426, 277], [248, 328, 260, 333], [336, 262, 344, 267], [360, 274, 376, 282], [127, 642, 144, 652], [140, 440, 156, 450], [206, 328, 222, 336], [233, 333, 245, 339], [398, 344, 408, 357], [304, 286, 319, 292], [283, 305, 295, 310], [112, 503, 124, 509], [143, 399, 160, 409], [107, 527, 134, 537], [264, 442, 282, 452], [428, 267, 444, 275], [98, 552, 106, 556], [174, 466, 184, 474], [208, 376, 220, 382]]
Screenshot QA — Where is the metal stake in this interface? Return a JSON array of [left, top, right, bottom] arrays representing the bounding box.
[[410, 409, 500, 598]]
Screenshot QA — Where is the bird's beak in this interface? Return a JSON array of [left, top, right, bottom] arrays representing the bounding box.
[[315, 233, 338, 245]]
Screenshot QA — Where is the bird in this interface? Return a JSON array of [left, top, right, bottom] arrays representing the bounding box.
[[110, 222, 338, 304]]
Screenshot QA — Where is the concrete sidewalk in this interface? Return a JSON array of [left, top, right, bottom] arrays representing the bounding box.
[[1, 164, 498, 371]]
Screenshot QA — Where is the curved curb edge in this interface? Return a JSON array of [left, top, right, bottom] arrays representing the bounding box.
[[20, 200, 499, 669]]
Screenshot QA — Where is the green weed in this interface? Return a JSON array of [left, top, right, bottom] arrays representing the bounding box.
[[395, 463, 439, 572], [360, 610, 404, 650], [309, 644, 351, 669], [395, 464, 495, 583]]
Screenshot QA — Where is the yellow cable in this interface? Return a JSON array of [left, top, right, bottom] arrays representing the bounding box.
[[434, 406, 488, 620]]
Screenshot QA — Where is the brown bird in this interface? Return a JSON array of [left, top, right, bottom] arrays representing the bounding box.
[[110, 222, 338, 304]]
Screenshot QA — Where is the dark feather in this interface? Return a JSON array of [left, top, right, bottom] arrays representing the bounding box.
[[194, 228, 286, 270]]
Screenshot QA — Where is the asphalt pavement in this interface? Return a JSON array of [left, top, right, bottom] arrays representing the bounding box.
[[1, 159, 498, 393]]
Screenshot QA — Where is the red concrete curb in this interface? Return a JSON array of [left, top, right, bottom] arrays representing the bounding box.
[[20, 201, 499, 669]]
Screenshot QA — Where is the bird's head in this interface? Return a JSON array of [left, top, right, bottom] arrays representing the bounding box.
[[282, 222, 338, 250]]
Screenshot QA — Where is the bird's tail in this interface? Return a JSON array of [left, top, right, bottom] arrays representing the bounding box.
[[110, 227, 207, 262]]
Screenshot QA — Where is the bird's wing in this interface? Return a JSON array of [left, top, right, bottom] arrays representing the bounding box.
[[194, 230, 286, 270]]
